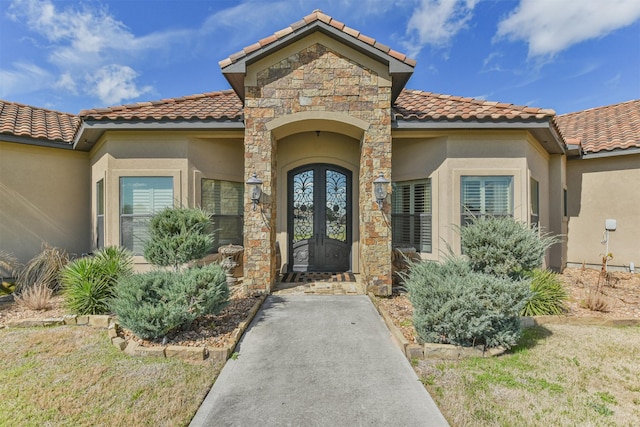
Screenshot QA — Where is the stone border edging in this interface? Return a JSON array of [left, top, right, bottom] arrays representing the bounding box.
[[3, 294, 267, 364], [368, 292, 506, 360]]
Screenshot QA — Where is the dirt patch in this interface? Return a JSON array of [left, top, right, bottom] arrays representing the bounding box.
[[0, 287, 261, 349], [378, 267, 640, 344]]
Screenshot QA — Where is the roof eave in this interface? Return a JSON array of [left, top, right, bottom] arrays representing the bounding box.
[[221, 20, 415, 103], [73, 119, 245, 151], [580, 146, 640, 159], [1, 133, 74, 150], [393, 118, 566, 154]]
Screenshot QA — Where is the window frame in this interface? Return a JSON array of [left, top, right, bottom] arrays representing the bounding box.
[[391, 178, 432, 253], [96, 179, 104, 250], [461, 175, 514, 226], [119, 176, 174, 255], [201, 178, 244, 251], [530, 177, 540, 229]]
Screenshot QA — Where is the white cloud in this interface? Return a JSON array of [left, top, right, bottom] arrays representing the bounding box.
[[86, 65, 152, 105], [403, 0, 479, 56], [0, 62, 52, 97], [54, 72, 77, 94], [6, 0, 185, 103], [496, 0, 640, 58]]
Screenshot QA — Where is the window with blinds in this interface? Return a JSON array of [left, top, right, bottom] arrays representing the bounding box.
[[120, 177, 173, 255], [530, 178, 539, 228], [391, 179, 432, 253], [202, 179, 244, 250], [461, 176, 513, 225]]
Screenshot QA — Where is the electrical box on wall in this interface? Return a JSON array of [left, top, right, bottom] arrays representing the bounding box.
[[605, 219, 617, 231]]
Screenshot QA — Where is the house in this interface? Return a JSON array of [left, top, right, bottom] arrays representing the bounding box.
[[1, 10, 638, 295]]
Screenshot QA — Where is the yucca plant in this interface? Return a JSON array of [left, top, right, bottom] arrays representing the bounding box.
[[62, 247, 133, 315], [521, 269, 568, 316]]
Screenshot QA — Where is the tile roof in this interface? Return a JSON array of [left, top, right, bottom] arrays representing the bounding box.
[[219, 9, 416, 69], [0, 100, 80, 144], [393, 89, 556, 121], [79, 90, 243, 121], [555, 100, 640, 154]]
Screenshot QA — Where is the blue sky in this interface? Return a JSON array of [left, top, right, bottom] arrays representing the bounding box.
[[1, 0, 639, 115]]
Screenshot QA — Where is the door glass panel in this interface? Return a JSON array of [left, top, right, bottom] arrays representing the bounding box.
[[325, 169, 347, 242], [292, 170, 314, 243]]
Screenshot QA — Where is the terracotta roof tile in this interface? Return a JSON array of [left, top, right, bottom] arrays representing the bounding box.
[[555, 100, 640, 154], [393, 89, 556, 122], [79, 90, 243, 121], [0, 100, 80, 144], [218, 9, 416, 69]]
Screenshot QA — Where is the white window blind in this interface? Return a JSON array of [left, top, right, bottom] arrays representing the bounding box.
[[391, 179, 432, 253], [120, 177, 173, 254], [461, 176, 513, 225], [202, 179, 244, 250]]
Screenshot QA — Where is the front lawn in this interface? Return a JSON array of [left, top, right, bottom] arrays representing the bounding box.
[[0, 326, 218, 427], [416, 324, 640, 426]]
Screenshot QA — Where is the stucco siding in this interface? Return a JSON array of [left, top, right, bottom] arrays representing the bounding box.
[[566, 153, 640, 269], [392, 131, 538, 259], [0, 141, 90, 271]]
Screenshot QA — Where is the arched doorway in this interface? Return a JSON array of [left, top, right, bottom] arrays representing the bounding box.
[[288, 163, 352, 272]]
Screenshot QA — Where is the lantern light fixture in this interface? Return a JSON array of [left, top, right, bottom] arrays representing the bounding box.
[[246, 172, 263, 211], [373, 172, 390, 210]]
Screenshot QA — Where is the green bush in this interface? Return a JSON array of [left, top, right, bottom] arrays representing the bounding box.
[[61, 247, 133, 315], [406, 258, 532, 349], [111, 264, 229, 340], [143, 207, 213, 270], [459, 216, 557, 279], [521, 269, 568, 316]]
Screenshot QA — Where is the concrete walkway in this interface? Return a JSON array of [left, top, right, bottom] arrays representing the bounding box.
[[190, 295, 449, 427]]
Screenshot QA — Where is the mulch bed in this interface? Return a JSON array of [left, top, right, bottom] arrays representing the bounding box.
[[378, 267, 640, 344]]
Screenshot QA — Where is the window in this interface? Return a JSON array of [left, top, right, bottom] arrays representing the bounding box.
[[391, 179, 432, 253], [120, 177, 173, 255], [461, 176, 513, 225], [530, 178, 539, 229], [96, 180, 104, 250], [202, 179, 244, 251], [563, 188, 568, 217]]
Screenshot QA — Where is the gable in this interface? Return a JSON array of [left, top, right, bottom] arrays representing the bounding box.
[[220, 10, 414, 102]]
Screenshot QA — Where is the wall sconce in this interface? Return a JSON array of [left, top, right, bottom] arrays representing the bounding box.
[[373, 172, 390, 210], [246, 172, 263, 211]]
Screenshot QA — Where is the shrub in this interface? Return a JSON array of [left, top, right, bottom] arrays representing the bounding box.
[[521, 269, 568, 316], [61, 247, 133, 315], [15, 243, 69, 294], [458, 216, 558, 279], [14, 282, 53, 310], [143, 207, 213, 270], [112, 264, 229, 340], [406, 258, 531, 349]]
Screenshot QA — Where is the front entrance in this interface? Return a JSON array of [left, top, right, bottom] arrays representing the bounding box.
[[288, 164, 352, 272]]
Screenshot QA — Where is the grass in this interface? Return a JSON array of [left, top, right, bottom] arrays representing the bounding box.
[[416, 324, 640, 426], [0, 326, 219, 426]]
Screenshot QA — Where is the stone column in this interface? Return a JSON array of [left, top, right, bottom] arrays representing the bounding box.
[[359, 89, 393, 296], [243, 88, 278, 293]]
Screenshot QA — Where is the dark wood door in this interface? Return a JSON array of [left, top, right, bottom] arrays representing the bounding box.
[[288, 164, 352, 272]]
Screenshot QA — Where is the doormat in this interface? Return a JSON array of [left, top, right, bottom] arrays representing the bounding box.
[[280, 272, 356, 283]]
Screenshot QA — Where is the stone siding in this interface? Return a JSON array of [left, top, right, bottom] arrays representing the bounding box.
[[244, 43, 392, 295]]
